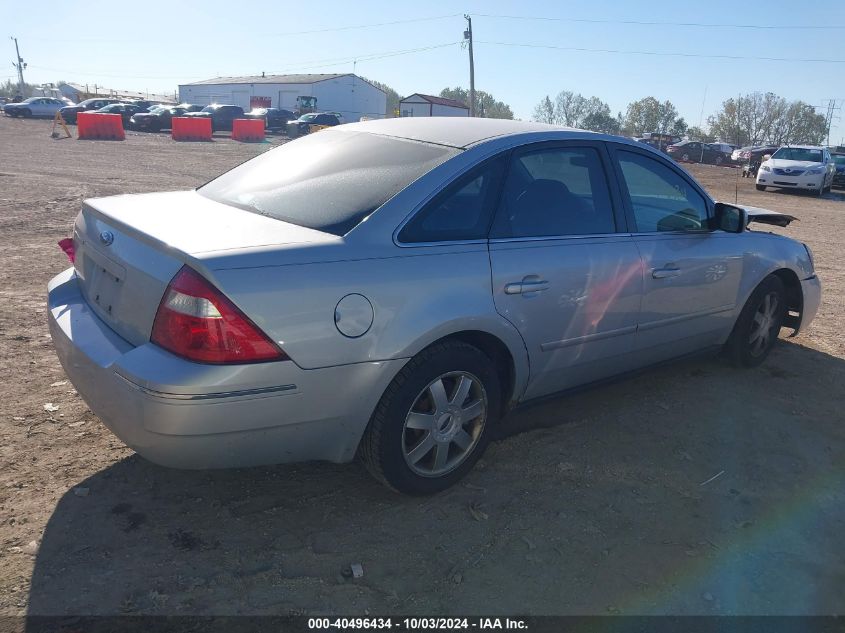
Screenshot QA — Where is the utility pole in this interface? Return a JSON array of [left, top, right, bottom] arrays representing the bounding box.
[[10, 37, 26, 96], [464, 14, 475, 117], [821, 99, 840, 147]]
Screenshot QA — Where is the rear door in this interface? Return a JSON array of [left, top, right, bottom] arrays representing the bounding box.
[[488, 141, 644, 400], [609, 145, 744, 363]]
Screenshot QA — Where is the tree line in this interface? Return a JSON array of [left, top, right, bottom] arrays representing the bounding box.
[[531, 89, 827, 146]]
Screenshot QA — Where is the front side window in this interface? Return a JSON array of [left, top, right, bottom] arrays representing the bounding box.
[[491, 146, 616, 238], [617, 150, 709, 232], [399, 157, 505, 243]]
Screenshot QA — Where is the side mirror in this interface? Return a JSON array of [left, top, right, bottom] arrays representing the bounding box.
[[713, 203, 747, 233]]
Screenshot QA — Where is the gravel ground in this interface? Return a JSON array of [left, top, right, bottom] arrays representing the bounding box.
[[0, 116, 843, 617]]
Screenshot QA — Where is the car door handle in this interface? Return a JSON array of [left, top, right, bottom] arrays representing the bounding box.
[[504, 278, 550, 295], [652, 267, 682, 279]]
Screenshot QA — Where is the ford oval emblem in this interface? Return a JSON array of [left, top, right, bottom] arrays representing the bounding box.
[[99, 230, 114, 246]]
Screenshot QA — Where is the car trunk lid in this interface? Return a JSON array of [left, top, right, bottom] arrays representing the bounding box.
[[72, 190, 336, 346]]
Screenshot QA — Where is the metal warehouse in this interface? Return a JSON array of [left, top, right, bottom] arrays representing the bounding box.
[[399, 93, 469, 118], [178, 73, 387, 123]]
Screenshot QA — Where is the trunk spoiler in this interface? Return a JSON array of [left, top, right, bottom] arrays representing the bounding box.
[[739, 205, 797, 228]]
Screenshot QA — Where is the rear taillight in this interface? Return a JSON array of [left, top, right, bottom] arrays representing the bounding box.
[[151, 266, 287, 364], [58, 238, 75, 263]]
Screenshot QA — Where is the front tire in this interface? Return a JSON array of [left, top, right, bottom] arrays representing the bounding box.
[[21, 108, 31, 118], [725, 275, 786, 368], [360, 341, 501, 494], [756, 184, 765, 191]]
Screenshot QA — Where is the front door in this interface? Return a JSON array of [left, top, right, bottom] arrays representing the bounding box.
[[31, 99, 47, 116], [488, 142, 644, 400], [610, 147, 744, 363]]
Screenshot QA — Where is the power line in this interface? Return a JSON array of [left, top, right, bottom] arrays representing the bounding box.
[[27, 65, 202, 80], [473, 13, 845, 30], [22, 14, 463, 43], [476, 41, 845, 64], [27, 42, 462, 81], [260, 42, 462, 74], [258, 42, 460, 75], [262, 14, 462, 36]]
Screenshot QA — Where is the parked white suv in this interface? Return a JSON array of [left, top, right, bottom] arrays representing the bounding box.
[[756, 146, 835, 196]]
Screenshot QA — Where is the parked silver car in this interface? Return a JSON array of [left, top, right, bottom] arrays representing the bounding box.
[[3, 97, 66, 118], [48, 118, 821, 493]]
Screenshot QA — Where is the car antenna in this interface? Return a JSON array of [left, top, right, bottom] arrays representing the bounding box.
[[735, 161, 740, 205], [733, 144, 742, 205]]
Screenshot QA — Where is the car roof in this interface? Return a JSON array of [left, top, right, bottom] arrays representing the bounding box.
[[340, 117, 586, 149]]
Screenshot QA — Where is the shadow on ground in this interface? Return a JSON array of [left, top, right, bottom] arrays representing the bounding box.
[[26, 343, 845, 618]]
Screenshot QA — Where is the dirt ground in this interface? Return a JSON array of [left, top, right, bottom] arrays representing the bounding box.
[[0, 115, 843, 618]]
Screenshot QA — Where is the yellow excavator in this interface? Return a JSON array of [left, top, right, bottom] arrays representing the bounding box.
[[294, 96, 317, 117]]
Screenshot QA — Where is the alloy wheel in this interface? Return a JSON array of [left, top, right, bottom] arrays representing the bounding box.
[[402, 371, 487, 477], [748, 291, 780, 358]]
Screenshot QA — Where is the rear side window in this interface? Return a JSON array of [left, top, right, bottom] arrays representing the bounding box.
[[199, 130, 458, 236], [491, 146, 616, 238], [398, 157, 506, 243], [617, 150, 709, 232]]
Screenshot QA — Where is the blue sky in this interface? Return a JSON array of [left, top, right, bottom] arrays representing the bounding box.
[[6, 0, 845, 142]]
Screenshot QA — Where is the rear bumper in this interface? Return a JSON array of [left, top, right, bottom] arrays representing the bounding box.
[[47, 268, 404, 469]]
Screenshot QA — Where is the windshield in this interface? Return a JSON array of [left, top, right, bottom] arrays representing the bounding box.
[[198, 129, 458, 236], [298, 113, 318, 122], [201, 105, 216, 113], [772, 147, 823, 162]]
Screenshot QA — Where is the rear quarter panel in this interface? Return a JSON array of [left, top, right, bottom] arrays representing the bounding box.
[[210, 245, 529, 381]]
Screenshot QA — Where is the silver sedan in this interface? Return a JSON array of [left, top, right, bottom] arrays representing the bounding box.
[[4, 96, 66, 118], [48, 118, 821, 494]]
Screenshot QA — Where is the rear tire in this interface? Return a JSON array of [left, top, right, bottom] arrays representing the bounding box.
[[724, 275, 786, 368], [360, 341, 501, 494]]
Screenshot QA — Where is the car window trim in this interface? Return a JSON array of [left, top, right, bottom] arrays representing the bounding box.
[[392, 148, 513, 248], [488, 139, 628, 241], [606, 142, 715, 235]]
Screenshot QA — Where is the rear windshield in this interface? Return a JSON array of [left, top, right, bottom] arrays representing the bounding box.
[[198, 129, 459, 236]]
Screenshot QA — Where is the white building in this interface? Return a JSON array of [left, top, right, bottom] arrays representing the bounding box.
[[178, 73, 386, 122], [399, 93, 469, 118]]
